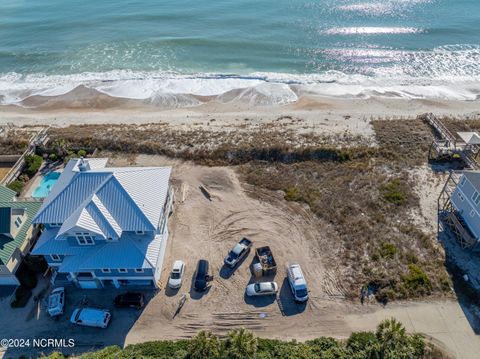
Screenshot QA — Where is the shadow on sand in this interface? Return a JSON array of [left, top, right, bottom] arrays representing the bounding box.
[[219, 250, 251, 279], [440, 227, 480, 334], [4, 286, 155, 357]]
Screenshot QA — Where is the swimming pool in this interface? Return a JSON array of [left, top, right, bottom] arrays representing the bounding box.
[[32, 172, 61, 198]]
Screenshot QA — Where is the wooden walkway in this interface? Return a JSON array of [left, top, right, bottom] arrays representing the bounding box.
[[422, 113, 480, 169]]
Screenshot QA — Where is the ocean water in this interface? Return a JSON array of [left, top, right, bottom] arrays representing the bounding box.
[[1, 0, 479, 106]]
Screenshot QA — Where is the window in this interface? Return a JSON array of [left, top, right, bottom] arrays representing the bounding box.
[[458, 192, 465, 201], [14, 217, 23, 228], [473, 191, 480, 206], [460, 176, 467, 187], [135, 268, 144, 273], [118, 268, 127, 273], [101, 268, 111, 273], [106, 237, 114, 241], [135, 230, 145, 235], [76, 232, 95, 245], [50, 254, 61, 261], [50, 223, 62, 227]]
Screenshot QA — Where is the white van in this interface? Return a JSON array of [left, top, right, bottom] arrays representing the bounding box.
[[70, 308, 111, 328], [286, 263, 309, 302]]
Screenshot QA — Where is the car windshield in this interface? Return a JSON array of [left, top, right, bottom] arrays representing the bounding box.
[[229, 251, 238, 259], [255, 283, 272, 292], [171, 272, 180, 279], [296, 288, 308, 298]]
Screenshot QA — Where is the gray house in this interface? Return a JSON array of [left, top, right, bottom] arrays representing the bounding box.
[[451, 171, 480, 242], [31, 158, 173, 289]]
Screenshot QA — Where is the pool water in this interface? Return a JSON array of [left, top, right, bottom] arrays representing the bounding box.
[[32, 172, 61, 198]]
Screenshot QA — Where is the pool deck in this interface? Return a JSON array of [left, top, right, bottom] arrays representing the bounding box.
[[22, 173, 43, 198], [23, 167, 62, 199]]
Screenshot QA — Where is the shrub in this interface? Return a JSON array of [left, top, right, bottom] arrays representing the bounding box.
[[379, 243, 397, 259], [7, 180, 24, 195], [188, 331, 220, 359], [346, 331, 379, 358], [284, 186, 301, 201], [75, 346, 121, 359], [24, 154, 43, 177], [77, 149, 87, 157], [402, 264, 432, 294], [380, 179, 407, 205], [224, 328, 258, 359], [48, 153, 58, 161]]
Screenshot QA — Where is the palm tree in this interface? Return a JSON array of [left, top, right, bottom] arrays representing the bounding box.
[[223, 328, 258, 359], [188, 331, 221, 359], [376, 318, 415, 359]]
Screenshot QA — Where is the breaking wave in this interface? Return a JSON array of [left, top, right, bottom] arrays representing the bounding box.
[[1, 45, 480, 109]]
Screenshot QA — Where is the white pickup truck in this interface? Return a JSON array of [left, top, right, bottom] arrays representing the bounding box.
[[224, 238, 252, 268]]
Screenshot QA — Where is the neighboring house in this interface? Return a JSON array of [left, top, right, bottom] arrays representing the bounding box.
[[451, 171, 480, 242], [0, 186, 42, 285], [32, 158, 174, 289]]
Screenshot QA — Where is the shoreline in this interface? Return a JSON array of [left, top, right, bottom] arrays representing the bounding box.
[[1, 96, 479, 137]]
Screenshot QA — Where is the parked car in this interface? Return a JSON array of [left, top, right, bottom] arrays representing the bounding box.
[[255, 246, 277, 276], [286, 263, 309, 302], [47, 287, 65, 317], [245, 281, 278, 296], [193, 259, 213, 291], [168, 260, 186, 289], [114, 292, 145, 309], [70, 308, 111, 328], [224, 238, 252, 268]]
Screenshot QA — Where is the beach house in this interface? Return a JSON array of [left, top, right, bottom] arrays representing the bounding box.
[[0, 186, 42, 285], [447, 171, 480, 248], [31, 158, 173, 289]]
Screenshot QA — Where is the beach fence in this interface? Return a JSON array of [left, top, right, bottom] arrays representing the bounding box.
[[0, 127, 50, 186]]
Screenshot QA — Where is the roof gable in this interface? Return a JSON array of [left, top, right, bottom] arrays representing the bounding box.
[[33, 172, 112, 224]]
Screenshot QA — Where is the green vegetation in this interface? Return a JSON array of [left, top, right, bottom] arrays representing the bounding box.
[[24, 154, 43, 177], [7, 180, 24, 195], [43, 320, 449, 359], [188, 331, 221, 359], [284, 186, 301, 202], [379, 243, 397, 259], [402, 264, 432, 295], [380, 179, 408, 205]]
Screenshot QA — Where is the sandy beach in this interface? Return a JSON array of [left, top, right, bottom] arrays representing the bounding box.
[[1, 96, 479, 135]]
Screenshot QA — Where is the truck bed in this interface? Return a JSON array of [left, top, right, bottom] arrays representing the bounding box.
[[255, 246, 277, 274]]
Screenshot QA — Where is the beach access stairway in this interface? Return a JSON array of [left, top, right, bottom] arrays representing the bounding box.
[[0, 127, 50, 186]]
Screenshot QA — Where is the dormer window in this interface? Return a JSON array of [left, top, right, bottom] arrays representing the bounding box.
[[76, 232, 95, 245]]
